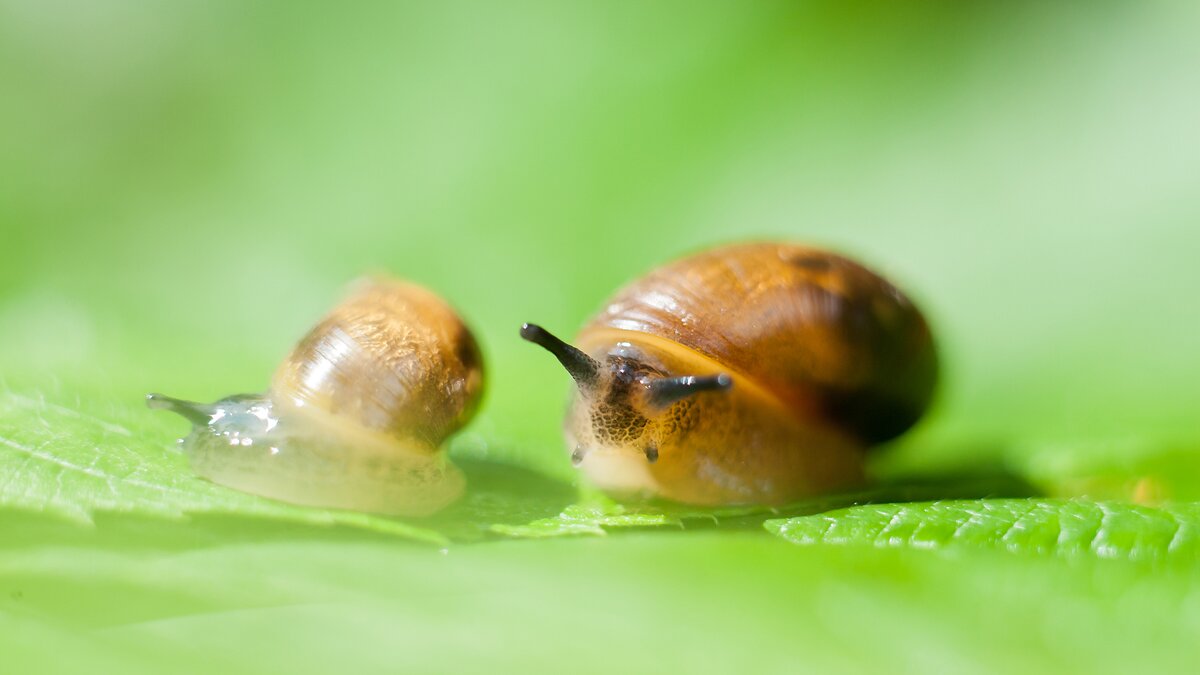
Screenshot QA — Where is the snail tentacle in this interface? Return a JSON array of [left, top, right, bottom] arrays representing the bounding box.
[[146, 393, 214, 426], [520, 323, 601, 389], [644, 373, 733, 409]]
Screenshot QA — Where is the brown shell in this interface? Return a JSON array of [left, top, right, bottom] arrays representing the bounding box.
[[580, 243, 937, 445], [271, 278, 484, 448]]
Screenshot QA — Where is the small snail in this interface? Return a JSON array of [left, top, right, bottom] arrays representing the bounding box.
[[148, 278, 484, 516], [522, 243, 937, 506]]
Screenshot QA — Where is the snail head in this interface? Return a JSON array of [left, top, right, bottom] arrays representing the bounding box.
[[520, 323, 731, 464]]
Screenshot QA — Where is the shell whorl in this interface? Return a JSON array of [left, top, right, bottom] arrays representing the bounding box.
[[271, 279, 484, 448], [580, 243, 937, 445]]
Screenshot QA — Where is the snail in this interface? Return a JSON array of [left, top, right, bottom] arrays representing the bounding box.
[[521, 243, 937, 506], [148, 278, 484, 516]]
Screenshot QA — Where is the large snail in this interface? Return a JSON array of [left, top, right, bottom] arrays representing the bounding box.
[[522, 243, 937, 506], [149, 278, 484, 516]]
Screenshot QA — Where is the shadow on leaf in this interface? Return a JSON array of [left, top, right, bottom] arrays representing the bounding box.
[[491, 458, 1041, 538]]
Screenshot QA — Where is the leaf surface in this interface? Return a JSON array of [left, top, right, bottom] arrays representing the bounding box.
[[766, 499, 1200, 563]]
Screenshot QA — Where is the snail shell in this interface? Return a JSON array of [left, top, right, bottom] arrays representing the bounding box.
[[522, 243, 937, 506], [149, 278, 484, 516]]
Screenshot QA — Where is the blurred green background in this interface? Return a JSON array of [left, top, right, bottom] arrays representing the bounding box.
[[2, 1, 1199, 672]]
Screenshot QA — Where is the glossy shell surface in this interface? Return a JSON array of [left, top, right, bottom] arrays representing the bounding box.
[[582, 243, 936, 445], [273, 279, 484, 449]]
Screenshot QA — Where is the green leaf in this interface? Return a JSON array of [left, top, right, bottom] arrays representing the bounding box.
[[5, 523, 1200, 674], [490, 502, 681, 537], [766, 499, 1200, 563]]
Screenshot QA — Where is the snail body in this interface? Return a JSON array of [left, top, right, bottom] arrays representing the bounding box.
[[522, 243, 937, 506], [149, 279, 483, 516]]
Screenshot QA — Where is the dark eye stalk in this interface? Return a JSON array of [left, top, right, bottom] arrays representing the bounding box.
[[645, 373, 733, 408], [520, 323, 601, 388]]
